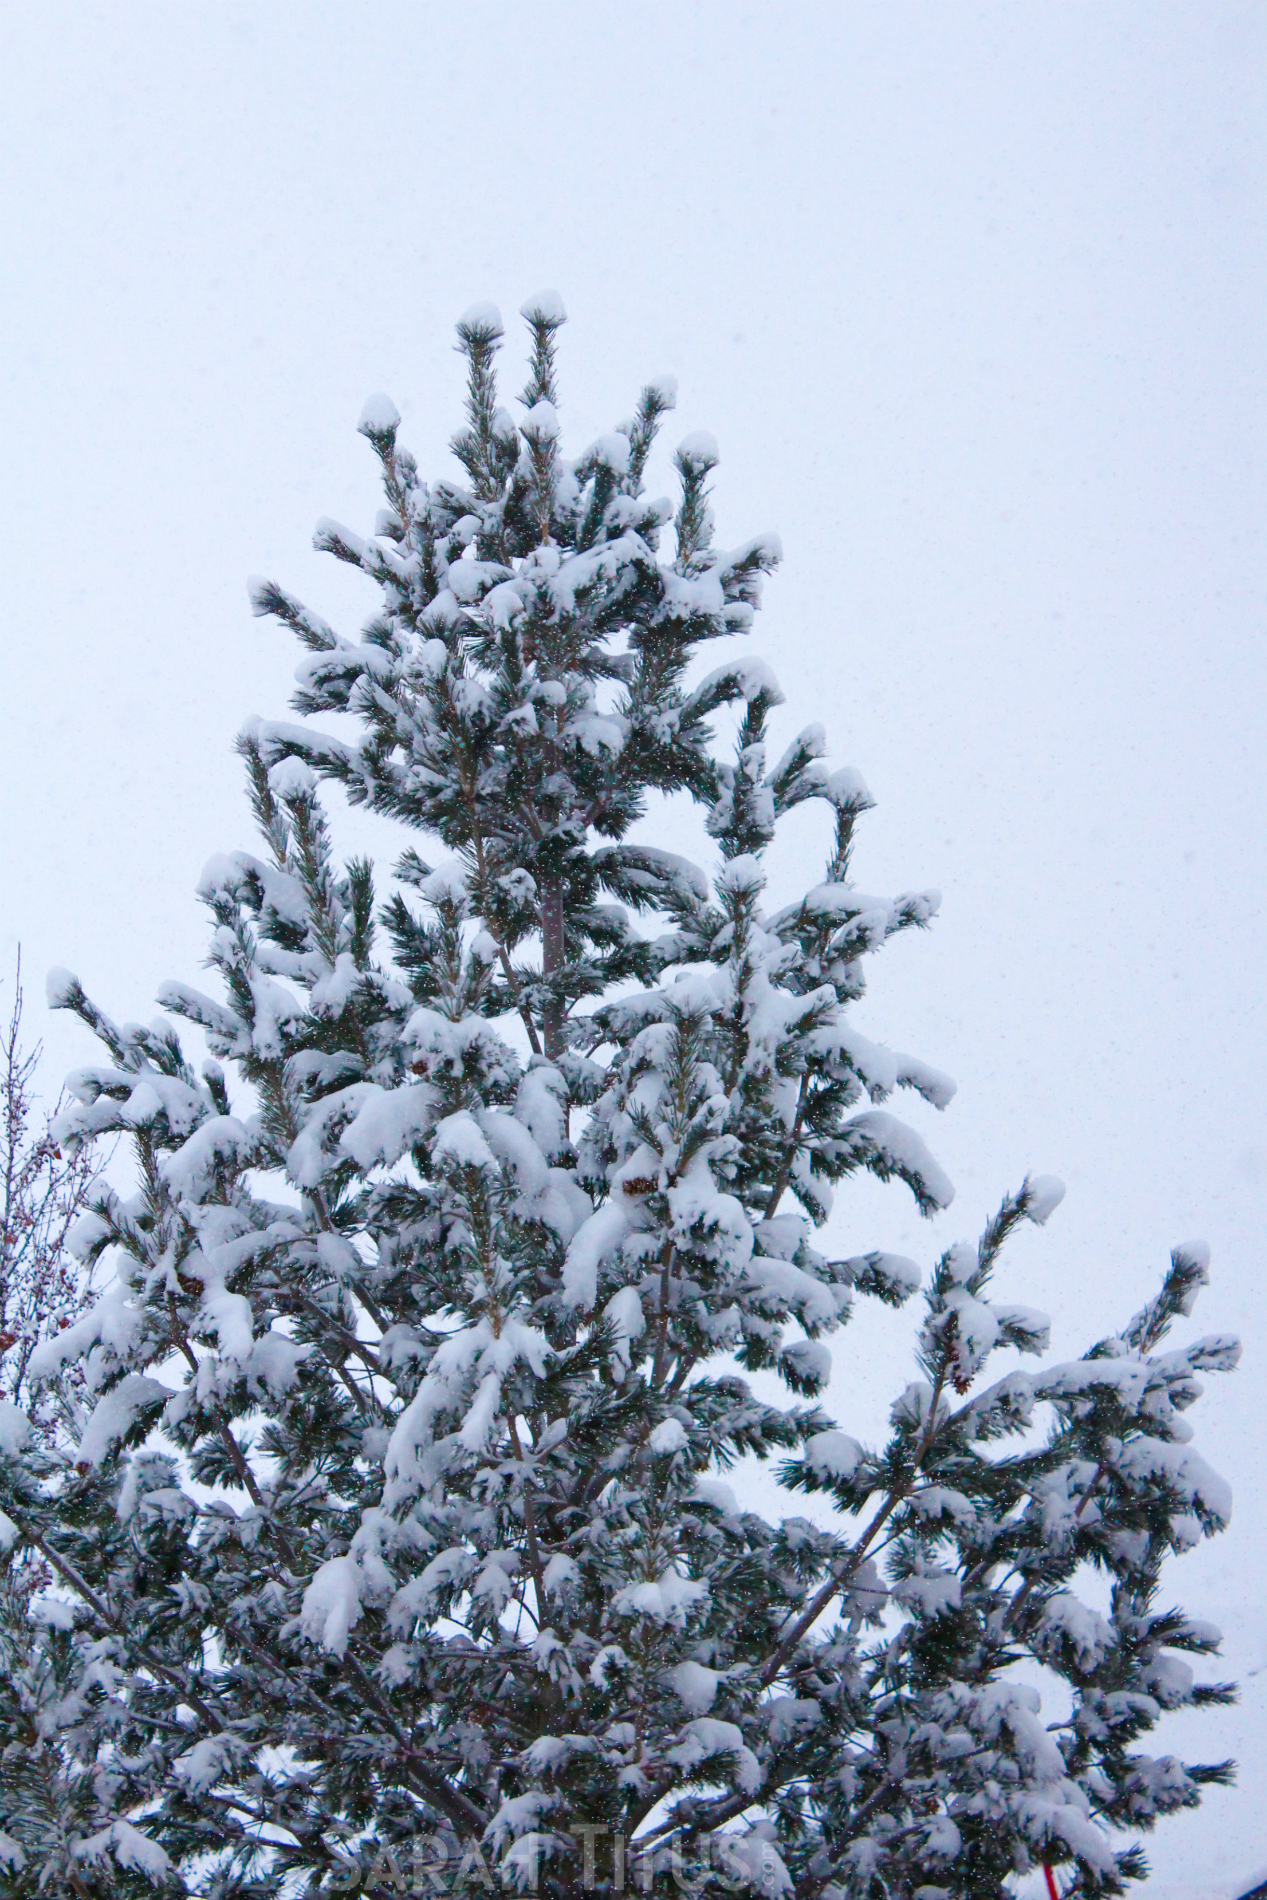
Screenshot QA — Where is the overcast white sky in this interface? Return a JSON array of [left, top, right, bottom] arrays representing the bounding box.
[[2, 6, 1264, 1891]]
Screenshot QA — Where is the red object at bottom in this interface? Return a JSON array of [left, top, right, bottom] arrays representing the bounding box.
[[1044, 1867, 1061, 1900]]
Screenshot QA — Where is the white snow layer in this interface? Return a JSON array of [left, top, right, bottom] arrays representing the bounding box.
[[458, 301, 503, 333], [0, 1402, 32, 1456], [669, 1659, 722, 1713], [300, 1555, 364, 1657], [357, 391, 401, 437], [520, 288, 567, 324], [76, 1375, 170, 1467], [677, 430, 720, 468], [1024, 1173, 1066, 1223], [72, 1821, 174, 1885]]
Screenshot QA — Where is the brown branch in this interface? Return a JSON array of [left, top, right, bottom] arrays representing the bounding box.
[[763, 1074, 810, 1220], [170, 1325, 297, 1556], [759, 1364, 950, 1687], [1072, 1458, 1110, 1523], [446, 681, 543, 1058], [12, 1514, 227, 1735], [649, 1239, 677, 1389], [231, 1625, 487, 1839], [507, 1414, 549, 1624]]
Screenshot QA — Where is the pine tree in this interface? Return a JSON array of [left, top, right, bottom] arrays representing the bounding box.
[[0, 298, 1239, 1900]]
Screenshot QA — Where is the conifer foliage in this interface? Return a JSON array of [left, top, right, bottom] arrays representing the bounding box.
[[0, 298, 1239, 1899]]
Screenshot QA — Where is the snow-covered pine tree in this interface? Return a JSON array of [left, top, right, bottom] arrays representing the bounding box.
[[0, 297, 1239, 1900]]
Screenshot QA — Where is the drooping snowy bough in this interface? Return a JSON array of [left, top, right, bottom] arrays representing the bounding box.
[[0, 300, 1238, 1899]]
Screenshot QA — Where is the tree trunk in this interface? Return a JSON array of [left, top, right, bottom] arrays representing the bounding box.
[[541, 879, 565, 1060]]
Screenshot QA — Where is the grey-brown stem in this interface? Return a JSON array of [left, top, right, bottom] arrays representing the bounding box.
[[541, 880, 565, 1060]]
